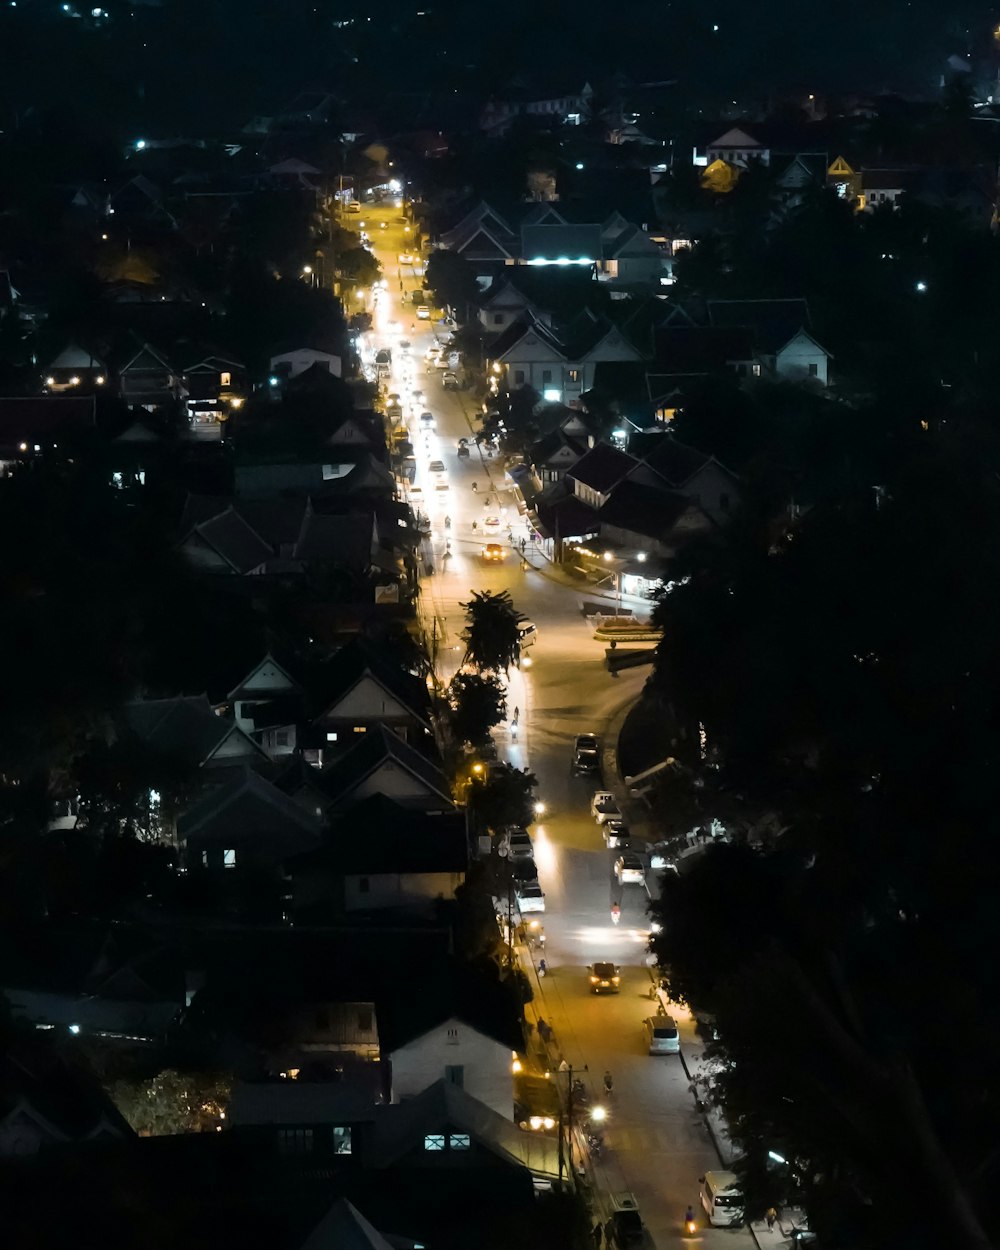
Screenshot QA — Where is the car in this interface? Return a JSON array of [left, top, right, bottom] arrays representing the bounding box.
[[416, 305, 431, 320], [434, 481, 450, 492], [482, 543, 506, 561], [408, 484, 424, 501], [426, 345, 443, 362], [515, 882, 545, 914], [398, 252, 414, 264], [399, 339, 412, 353], [610, 1193, 644, 1248], [516, 621, 537, 650], [419, 411, 436, 429], [346, 200, 361, 214], [429, 459, 446, 474], [510, 856, 538, 884], [457, 441, 470, 458], [483, 515, 501, 533], [375, 348, 392, 366], [442, 370, 459, 389], [591, 791, 621, 824], [644, 1014, 681, 1054], [573, 733, 600, 773], [588, 961, 621, 994], [604, 820, 629, 849], [411, 388, 425, 405], [614, 853, 645, 886], [502, 828, 533, 860]]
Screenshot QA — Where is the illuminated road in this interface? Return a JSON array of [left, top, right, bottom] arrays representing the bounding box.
[[351, 202, 758, 1250]]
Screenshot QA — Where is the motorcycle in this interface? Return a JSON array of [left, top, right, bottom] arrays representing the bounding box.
[[587, 1132, 603, 1158]]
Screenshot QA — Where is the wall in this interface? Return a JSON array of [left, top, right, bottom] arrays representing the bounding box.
[[390, 1019, 512, 1119], [344, 870, 465, 913], [776, 333, 829, 386]]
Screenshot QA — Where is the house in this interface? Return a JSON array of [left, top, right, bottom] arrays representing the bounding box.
[[707, 298, 831, 385], [285, 795, 467, 918], [269, 346, 343, 381], [302, 726, 453, 813], [41, 343, 108, 393], [826, 154, 861, 201], [122, 695, 268, 770], [0, 396, 96, 470], [488, 310, 645, 404], [650, 325, 758, 383], [117, 341, 186, 410], [298, 1200, 399, 1250], [178, 767, 324, 871], [528, 426, 590, 485], [310, 638, 433, 755], [0, 1036, 135, 1157], [227, 652, 305, 757], [703, 126, 770, 169], [477, 268, 600, 334], [520, 223, 602, 271], [380, 982, 521, 1120], [628, 432, 741, 523], [182, 354, 248, 425], [599, 224, 667, 289], [596, 479, 713, 559], [565, 443, 640, 509]]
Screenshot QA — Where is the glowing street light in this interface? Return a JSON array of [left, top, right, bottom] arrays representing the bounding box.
[[590, 1105, 607, 1123]]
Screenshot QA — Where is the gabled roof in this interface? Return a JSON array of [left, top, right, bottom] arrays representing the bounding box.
[[566, 442, 640, 493], [598, 480, 698, 539], [46, 342, 107, 371], [179, 494, 309, 549], [520, 223, 602, 263], [177, 767, 323, 854], [529, 427, 589, 467], [227, 651, 303, 702], [314, 637, 431, 727], [707, 298, 813, 355], [708, 126, 764, 149], [309, 794, 467, 875], [122, 696, 266, 768], [185, 506, 274, 573], [630, 433, 732, 488], [120, 341, 175, 374], [316, 726, 452, 808], [293, 510, 373, 570]]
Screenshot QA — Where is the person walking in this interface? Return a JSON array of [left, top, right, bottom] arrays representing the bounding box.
[[512, 707, 519, 725], [765, 1207, 778, 1232]]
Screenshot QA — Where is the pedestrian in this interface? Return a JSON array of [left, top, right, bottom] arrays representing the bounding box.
[[520, 537, 527, 553], [592, 1221, 604, 1248], [537, 1017, 551, 1044], [765, 1207, 778, 1231], [512, 706, 519, 724]]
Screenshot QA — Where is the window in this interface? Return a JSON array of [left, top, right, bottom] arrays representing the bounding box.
[[567, 369, 580, 383], [274, 729, 290, 749], [326, 731, 338, 742], [333, 1126, 352, 1154], [357, 1007, 373, 1032], [493, 313, 503, 325], [449, 1134, 471, 1150], [278, 1128, 313, 1155], [424, 1134, 446, 1151], [223, 848, 237, 869], [514, 370, 525, 385], [353, 725, 367, 734], [752, 363, 762, 377], [445, 1064, 464, 1088], [541, 369, 552, 384], [220, 371, 231, 387], [808, 362, 818, 377], [446, 1027, 459, 1042], [358, 877, 370, 894]]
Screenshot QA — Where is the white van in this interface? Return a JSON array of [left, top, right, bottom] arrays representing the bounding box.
[[699, 1170, 743, 1227], [643, 1014, 680, 1054], [517, 621, 537, 649]]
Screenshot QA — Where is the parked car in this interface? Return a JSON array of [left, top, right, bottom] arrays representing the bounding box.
[[442, 370, 459, 389], [429, 459, 446, 477], [511, 857, 538, 884], [614, 853, 645, 885], [347, 200, 361, 214], [588, 961, 621, 994], [502, 828, 533, 860], [573, 734, 600, 773], [416, 305, 431, 319], [604, 820, 629, 849], [610, 1193, 644, 1248], [591, 791, 621, 824], [644, 1014, 680, 1055], [515, 882, 545, 914]]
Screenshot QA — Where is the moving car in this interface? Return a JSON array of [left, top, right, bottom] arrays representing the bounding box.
[[442, 370, 459, 389], [591, 791, 621, 824], [614, 853, 645, 886], [502, 828, 533, 860], [644, 1014, 681, 1054], [483, 515, 502, 533], [588, 961, 621, 994], [416, 305, 431, 319], [419, 411, 436, 429], [516, 621, 537, 649], [573, 734, 600, 774], [398, 252, 414, 264], [482, 543, 506, 561], [347, 200, 361, 214], [457, 438, 470, 458], [428, 460, 446, 477], [408, 485, 424, 502], [515, 882, 545, 914]]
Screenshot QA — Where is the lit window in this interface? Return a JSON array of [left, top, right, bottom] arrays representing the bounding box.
[[567, 369, 580, 383], [326, 731, 338, 742], [353, 726, 367, 734], [223, 849, 237, 868], [424, 1134, 445, 1151], [449, 1134, 471, 1150], [333, 1126, 352, 1155], [220, 371, 231, 387]]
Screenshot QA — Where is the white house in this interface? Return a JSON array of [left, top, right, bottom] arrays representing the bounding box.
[[702, 126, 770, 169], [269, 346, 342, 380], [387, 1015, 514, 1120]]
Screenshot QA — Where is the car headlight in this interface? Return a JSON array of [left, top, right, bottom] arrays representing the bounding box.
[[590, 976, 599, 983], [529, 1116, 543, 1130]]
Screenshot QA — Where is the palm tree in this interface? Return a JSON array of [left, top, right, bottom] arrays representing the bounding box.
[[460, 590, 523, 673]]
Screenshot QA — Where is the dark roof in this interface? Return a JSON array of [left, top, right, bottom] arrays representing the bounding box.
[[294, 511, 373, 570], [313, 637, 431, 726], [315, 726, 452, 808], [529, 427, 588, 466], [122, 696, 263, 767], [652, 326, 755, 374], [0, 396, 96, 450], [566, 443, 639, 493], [0, 922, 182, 1000], [631, 433, 715, 486], [707, 298, 812, 354], [519, 223, 602, 263], [478, 267, 603, 317], [293, 795, 467, 875], [532, 485, 599, 541], [598, 480, 695, 539], [860, 167, 918, 191], [0, 1035, 135, 1143], [189, 507, 274, 573], [177, 767, 324, 854]]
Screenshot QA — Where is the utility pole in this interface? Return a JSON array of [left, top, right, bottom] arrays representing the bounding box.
[[556, 1063, 587, 1184]]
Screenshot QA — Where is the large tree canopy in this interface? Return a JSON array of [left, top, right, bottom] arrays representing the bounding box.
[[647, 432, 1000, 1250]]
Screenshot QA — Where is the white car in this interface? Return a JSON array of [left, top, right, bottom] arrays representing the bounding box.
[[416, 305, 431, 320], [408, 484, 424, 502], [614, 854, 646, 886], [398, 252, 415, 264], [483, 515, 501, 533], [419, 411, 436, 429], [502, 828, 533, 860], [591, 791, 621, 825], [515, 883, 545, 914]]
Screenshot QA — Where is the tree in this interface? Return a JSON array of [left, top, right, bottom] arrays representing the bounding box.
[[460, 589, 524, 673], [447, 671, 507, 748], [646, 438, 1000, 1250], [470, 763, 538, 831], [338, 245, 381, 287], [424, 248, 480, 318], [109, 1068, 230, 1136]]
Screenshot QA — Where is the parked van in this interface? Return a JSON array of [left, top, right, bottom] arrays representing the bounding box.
[[643, 1014, 680, 1055], [699, 1170, 743, 1227]]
